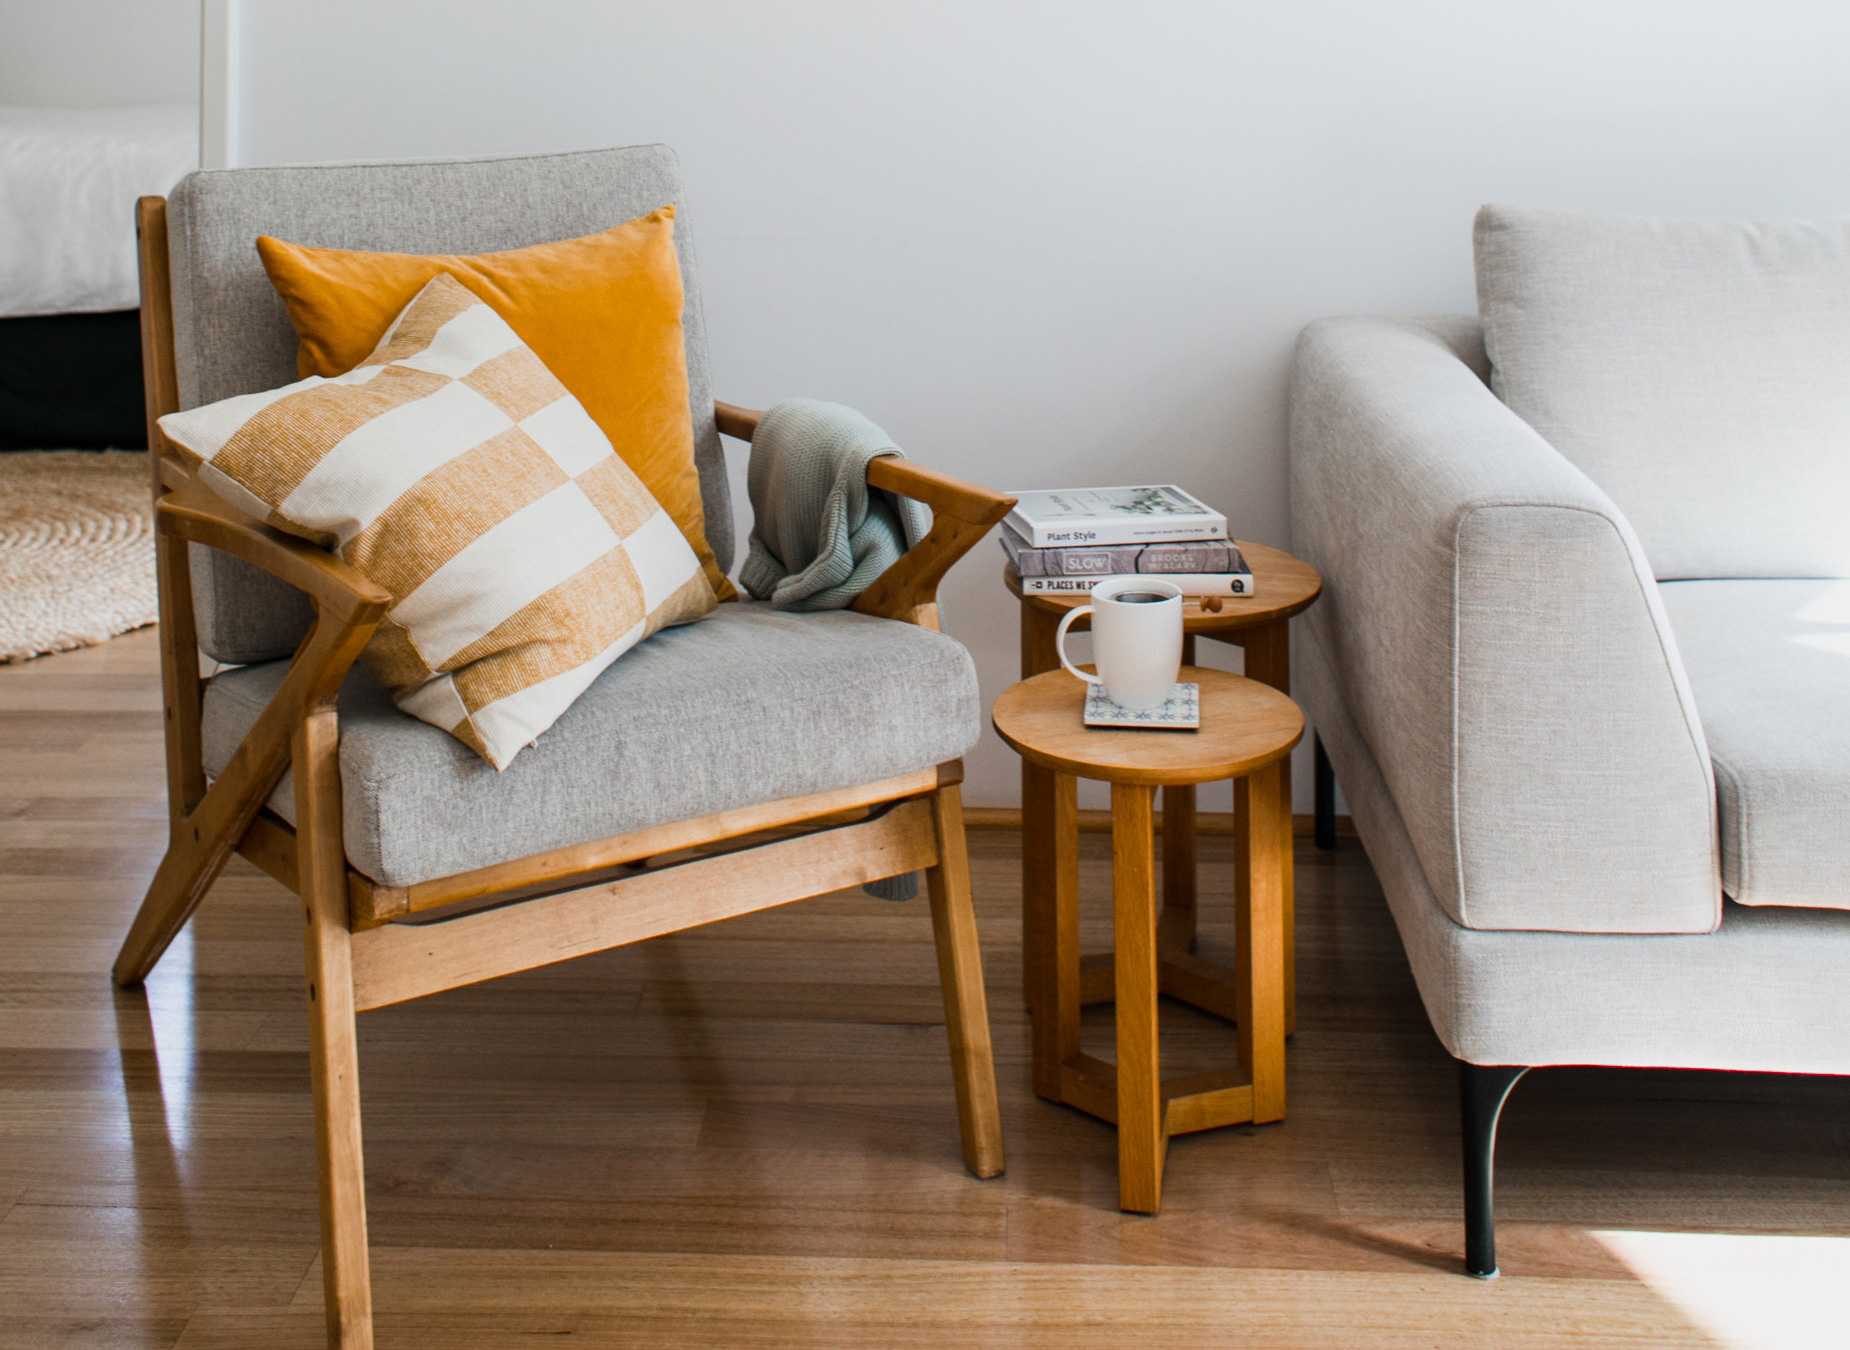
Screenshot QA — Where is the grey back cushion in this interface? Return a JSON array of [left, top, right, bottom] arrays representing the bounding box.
[[166, 144, 732, 663], [1474, 203, 1850, 580]]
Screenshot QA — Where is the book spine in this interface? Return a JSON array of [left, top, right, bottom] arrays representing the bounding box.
[[1003, 509, 1228, 548], [1016, 572, 1255, 597], [1002, 538, 1245, 576], [1136, 542, 1243, 574]]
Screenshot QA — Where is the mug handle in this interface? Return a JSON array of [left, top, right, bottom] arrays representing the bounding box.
[[1055, 605, 1101, 685]]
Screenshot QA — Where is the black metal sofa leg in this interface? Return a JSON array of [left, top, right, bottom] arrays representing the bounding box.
[[1460, 1060, 1529, 1278], [1312, 734, 1337, 852]]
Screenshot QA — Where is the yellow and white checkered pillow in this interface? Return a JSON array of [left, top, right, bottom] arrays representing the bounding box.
[[159, 273, 717, 769]]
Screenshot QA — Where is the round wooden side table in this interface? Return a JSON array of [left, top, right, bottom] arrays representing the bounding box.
[[992, 667, 1304, 1214], [1007, 544, 1323, 1033]]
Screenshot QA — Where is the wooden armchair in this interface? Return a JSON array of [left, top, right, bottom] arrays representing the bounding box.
[[113, 148, 1013, 1350]]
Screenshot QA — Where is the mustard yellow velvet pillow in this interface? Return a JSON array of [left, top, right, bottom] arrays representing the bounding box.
[[256, 208, 733, 600]]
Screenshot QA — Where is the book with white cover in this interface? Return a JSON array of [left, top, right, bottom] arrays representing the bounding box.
[[1004, 484, 1228, 547], [1013, 570, 1254, 597]]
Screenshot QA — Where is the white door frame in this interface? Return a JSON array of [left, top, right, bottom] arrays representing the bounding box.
[[199, 0, 240, 169]]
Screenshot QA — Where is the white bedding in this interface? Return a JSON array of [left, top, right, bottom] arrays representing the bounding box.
[[0, 105, 198, 318]]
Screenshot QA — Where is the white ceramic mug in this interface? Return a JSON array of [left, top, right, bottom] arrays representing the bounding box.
[[1055, 577, 1184, 710]]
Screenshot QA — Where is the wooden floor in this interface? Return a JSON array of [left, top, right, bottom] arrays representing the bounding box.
[[4, 629, 1849, 1348]]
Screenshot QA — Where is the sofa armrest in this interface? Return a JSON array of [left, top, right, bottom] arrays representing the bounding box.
[[1289, 316, 1718, 933]]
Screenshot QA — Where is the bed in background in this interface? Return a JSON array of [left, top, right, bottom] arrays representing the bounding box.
[[0, 104, 195, 659], [0, 103, 196, 448]]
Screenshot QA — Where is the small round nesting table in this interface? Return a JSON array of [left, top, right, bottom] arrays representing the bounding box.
[[992, 667, 1304, 1214], [1007, 544, 1323, 1035]]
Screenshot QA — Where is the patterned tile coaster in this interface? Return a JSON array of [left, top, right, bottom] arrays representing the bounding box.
[[1084, 682, 1200, 730]]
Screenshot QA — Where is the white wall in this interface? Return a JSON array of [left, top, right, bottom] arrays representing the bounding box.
[[0, 0, 199, 106], [227, 0, 1850, 810]]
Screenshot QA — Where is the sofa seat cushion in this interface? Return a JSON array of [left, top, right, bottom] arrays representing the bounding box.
[[1659, 580, 1850, 910], [201, 603, 979, 887]]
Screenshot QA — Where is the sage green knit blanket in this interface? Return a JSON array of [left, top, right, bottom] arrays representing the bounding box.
[[739, 399, 932, 612]]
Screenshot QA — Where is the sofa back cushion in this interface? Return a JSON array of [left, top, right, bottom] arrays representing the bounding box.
[[1474, 204, 1850, 580]]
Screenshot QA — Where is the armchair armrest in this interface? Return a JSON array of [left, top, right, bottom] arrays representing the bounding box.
[[714, 400, 1016, 629], [160, 481, 392, 633], [714, 400, 763, 441], [1289, 317, 1718, 934]]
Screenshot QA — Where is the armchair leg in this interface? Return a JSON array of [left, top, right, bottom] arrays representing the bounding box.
[[115, 679, 308, 986], [113, 833, 219, 988], [1460, 1060, 1529, 1279], [113, 766, 268, 986], [923, 783, 1006, 1179], [296, 710, 374, 1348]]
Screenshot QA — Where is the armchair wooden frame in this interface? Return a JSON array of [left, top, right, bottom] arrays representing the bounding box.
[[113, 196, 1014, 1350]]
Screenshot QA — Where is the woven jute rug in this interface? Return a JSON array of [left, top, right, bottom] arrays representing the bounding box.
[[0, 450, 157, 662]]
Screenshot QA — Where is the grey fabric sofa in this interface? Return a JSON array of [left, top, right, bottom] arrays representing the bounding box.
[[1289, 204, 1850, 1277]]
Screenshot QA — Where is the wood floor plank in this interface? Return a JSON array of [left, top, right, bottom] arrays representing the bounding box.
[[0, 1319, 187, 1350], [3, 627, 1847, 1346], [0, 1218, 315, 1319], [172, 1249, 1727, 1348]]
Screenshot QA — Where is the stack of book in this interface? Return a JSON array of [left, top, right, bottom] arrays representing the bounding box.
[[1001, 485, 1253, 597]]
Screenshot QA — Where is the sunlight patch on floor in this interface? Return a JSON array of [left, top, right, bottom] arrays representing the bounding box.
[[1592, 1230, 1850, 1350], [142, 922, 197, 1158]]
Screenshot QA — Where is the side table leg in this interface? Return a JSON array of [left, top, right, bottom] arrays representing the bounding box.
[[1020, 604, 1061, 1014], [1159, 784, 1197, 955], [1237, 760, 1288, 1123], [1031, 772, 1080, 1101], [1160, 634, 1199, 956], [1112, 782, 1164, 1214], [1022, 760, 1055, 1018], [1235, 769, 1250, 1006], [1241, 620, 1296, 1037]]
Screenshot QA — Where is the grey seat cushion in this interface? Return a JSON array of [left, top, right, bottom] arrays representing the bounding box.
[[1475, 204, 1850, 580], [1658, 580, 1850, 910], [201, 604, 978, 887]]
